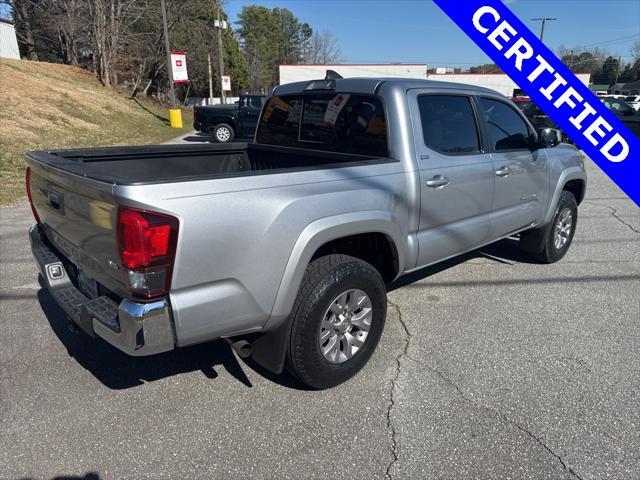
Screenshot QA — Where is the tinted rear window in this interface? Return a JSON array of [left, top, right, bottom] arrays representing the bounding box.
[[256, 94, 388, 157], [418, 95, 481, 154]]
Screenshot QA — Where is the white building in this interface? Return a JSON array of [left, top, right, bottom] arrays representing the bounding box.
[[427, 72, 591, 97], [279, 64, 591, 98], [279, 64, 428, 84], [0, 18, 20, 60]]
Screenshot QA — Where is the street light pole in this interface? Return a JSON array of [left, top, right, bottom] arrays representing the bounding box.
[[532, 17, 556, 42], [160, 0, 176, 106]]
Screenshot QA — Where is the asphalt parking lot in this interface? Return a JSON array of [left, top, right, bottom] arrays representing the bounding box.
[[1, 156, 638, 480]]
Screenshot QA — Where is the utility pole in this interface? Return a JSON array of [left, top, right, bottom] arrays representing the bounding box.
[[532, 17, 556, 42], [160, 0, 176, 106], [569, 49, 575, 71], [207, 53, 213, 105], [614, 56, 622, 85], [215, 2, 226, 105]]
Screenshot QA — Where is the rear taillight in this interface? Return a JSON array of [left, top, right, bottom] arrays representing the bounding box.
[[117, 206, 179, 299], [25, 167, 41, 224]]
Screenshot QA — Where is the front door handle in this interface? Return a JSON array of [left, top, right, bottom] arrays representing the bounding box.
[[495, 166, 511, 177], [425, 175, 451, 188]]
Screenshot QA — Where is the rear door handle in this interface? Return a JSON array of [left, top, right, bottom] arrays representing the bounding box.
[[425, 175, 451, 188], [495, 166, 511, 177]]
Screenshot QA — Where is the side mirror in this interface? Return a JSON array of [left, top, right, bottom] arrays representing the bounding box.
[[537, 128, 562, 148]]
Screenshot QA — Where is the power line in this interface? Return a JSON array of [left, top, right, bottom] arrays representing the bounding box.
[[573, 34, 640, 51]]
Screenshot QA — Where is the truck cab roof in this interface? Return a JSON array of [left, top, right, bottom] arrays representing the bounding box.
[[272, 77, 503, 98]]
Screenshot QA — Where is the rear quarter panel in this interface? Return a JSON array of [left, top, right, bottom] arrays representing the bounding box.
[[114, 161, 411, 346]]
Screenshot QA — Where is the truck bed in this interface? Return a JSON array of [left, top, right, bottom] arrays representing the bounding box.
[[26, 142, 388, 185]]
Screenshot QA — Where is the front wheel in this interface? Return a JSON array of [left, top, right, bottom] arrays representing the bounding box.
[[212, 123, 235, 143], [286, 254, 387, 389], [520, 190, 578, 263]]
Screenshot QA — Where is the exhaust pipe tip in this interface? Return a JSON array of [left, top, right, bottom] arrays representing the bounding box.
[[224, 338, 253, 359]]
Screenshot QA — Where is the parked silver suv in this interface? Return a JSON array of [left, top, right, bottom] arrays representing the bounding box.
[[27, 76, 586, 389]]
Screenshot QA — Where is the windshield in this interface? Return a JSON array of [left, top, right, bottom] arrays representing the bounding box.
[[625, 96, 638, 102], [603, 98, 632, 113]]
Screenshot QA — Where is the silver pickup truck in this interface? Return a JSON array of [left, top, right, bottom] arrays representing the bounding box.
[[26, 77, 586, 389]]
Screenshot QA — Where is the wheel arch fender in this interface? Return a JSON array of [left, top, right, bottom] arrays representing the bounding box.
[[269, 210, 404, 321], [250, 210, 404, 374], [544, 167, 587, 224], [210, 115, 238, 132]]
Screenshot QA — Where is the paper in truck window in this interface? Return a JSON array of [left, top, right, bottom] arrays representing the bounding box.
[[323, 94, 351, 127]]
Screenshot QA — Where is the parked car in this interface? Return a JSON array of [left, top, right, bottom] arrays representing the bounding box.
[[193, 94, 266, 142], [600, 97, 640, 137], [26, 77, 586, 389], [520, 101, 572, 144], [624, 95, 640, 111]]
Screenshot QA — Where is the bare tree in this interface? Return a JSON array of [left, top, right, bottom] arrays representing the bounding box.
[[88, 0, 149, 86], [305, 31, 344, 64], [7, 0, 39, 60], [631, 39, 640, 62], [45, 0, 84, 66]]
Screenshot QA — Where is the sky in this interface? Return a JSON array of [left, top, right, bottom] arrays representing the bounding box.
[[225, 0, 640, 68], [1, 0, 638, 68]]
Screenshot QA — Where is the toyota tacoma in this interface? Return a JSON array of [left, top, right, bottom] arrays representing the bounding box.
[[26, 76, 586, 389]]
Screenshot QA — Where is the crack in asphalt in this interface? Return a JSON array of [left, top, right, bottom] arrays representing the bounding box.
[[385, 300, 410, 480], [405, 355, 586, 480], [585, 201, 640, 234]]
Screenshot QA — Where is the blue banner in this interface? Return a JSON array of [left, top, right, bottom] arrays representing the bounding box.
[[433, 0, 640, 206]]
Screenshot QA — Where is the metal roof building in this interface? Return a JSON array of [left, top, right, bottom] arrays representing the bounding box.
[[0, 18, 20, 60]]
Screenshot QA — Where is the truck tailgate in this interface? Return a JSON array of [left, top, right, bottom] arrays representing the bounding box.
[[27, 161, 128, 298]]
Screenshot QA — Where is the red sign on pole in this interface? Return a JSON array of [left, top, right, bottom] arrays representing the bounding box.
[[170, 51, 188, 83], [221, 75, 232, 92]]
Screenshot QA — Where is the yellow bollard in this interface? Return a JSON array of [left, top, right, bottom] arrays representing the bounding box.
[[168, 108, 183, 129]]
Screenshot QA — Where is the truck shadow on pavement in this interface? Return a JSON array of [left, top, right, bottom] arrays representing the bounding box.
[[34, 238, 530, 392], [388, 237, 535, 291], [179, 133, 254, 143], [37, 286, 311, 390]]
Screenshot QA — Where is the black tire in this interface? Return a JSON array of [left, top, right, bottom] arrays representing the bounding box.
[[286, 254, 387, 389], [212, 123, 234, 143], [520, 190, 578, 263]]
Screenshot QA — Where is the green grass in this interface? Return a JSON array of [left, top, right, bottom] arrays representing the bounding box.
[[0, 59, 193, 206]]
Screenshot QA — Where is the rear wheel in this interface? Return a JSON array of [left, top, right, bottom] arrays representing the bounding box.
[[520, 190, 578, 263], [212, 123, 234, 143], [286, 254, 387, 389]]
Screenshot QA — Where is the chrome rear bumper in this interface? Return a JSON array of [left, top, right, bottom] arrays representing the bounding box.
[[29, 224, 175, 356]]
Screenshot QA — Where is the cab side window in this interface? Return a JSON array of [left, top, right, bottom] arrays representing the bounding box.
[[248, 96, 263, 109], [417, 95, 481, 154], [481, 98, 532, 151]]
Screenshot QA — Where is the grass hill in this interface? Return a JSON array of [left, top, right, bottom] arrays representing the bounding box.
[[0, 58, 193, 205]]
